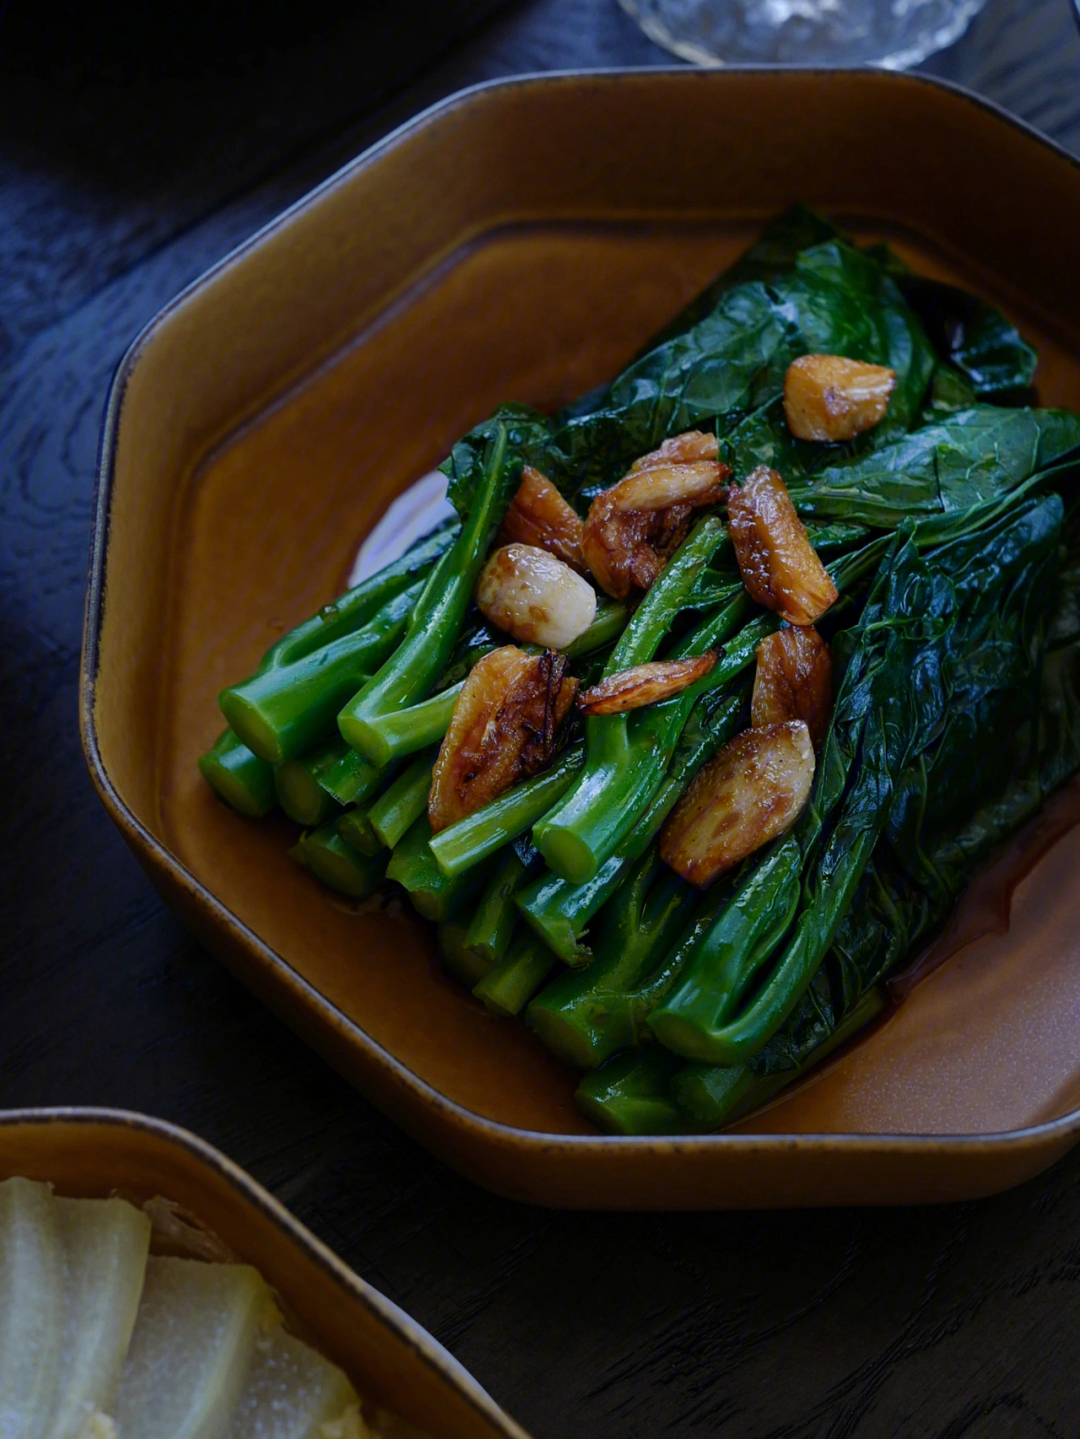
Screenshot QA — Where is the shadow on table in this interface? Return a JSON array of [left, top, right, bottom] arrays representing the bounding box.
[[0, 0, 516, 371]]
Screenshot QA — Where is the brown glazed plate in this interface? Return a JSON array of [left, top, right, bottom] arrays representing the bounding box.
[[0, 1107, 530, 1438], [82, 67, 1080, 1209]]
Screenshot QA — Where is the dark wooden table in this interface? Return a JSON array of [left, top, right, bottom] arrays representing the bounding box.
[[3, 2, 1080, 1434]]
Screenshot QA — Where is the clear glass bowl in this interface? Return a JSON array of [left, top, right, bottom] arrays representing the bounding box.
[[619, 0, 989, 68]]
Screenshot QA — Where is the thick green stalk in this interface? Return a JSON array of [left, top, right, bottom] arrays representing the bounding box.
[[638, 647, 874, 1066], [338, 424, 518, 764], [565, 598, 630, 657], [291, 819, 386, 899], [517, 687, 747, 964], [428, 745, 584, 878], [260, 522, 456, 672], [626, 539, 889, 1034], [534, 600, 771, 885], [644, 835, 804, 1058], [473, 934, 558, 1017], [652, 825, 880, 1065], [575, 1049, 692, 1136], [532, 537, 881, 887], [574, 880, 737, 1062], [464, 848, 532, 966], [671, 986, 886, 1131], [437, 920, 494, 989], [385, 815, 490, 922], [520, 520, 731, 887], [367, 753, 435, 850], [319, 747, 390, 806], [220, 580, 420, 764], [647, 532, 941, 1066], [358, 685, 462, 771], [358, 598, 628, 769], [198, 730, 276, 818], [274, 736, 348, 826], [337, 806, 384, 858], [526, 853, 692, 1068]]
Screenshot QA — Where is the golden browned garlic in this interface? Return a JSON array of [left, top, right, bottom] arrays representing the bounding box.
[[660, 721, 815, 888], [476, 543, 597, 651], [429, 646, 577, 832], [783, 354, 896, 442], [752, 626, 832, 748], [581, 431, 730, 600], [500, 466, 587, 574], [577, 653, 718, 715], [728, 466, 838, 627]]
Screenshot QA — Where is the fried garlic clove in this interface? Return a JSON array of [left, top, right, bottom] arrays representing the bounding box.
[[577, 652, 718, 715], [752, 627, 832, 748], [476, 543, 597, 651], [783, 354, 897, 442], [500, 466, 587, 574], [728, 466, 838, 626], [582, 430, 729, 600], [429, 646, 577, 832], [627, 430, 721, 471], [660, 721, 815, 889], [611, 460, 726, 514]]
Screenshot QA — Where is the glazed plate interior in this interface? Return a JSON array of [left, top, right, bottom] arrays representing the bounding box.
[[87, 70, 1080, 1205]]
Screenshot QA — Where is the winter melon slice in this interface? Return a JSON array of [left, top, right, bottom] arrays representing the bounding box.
[[0, 1176, 64, 1437], [113, 1255, 267, 1439], [46, 1195, 152, 1439], [228, 1324, 364, 1439]]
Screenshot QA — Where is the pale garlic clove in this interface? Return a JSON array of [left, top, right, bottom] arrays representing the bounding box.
[[752, 626, 832, 748], [578, 652, 718, 715], [728, 466, 838, 627], [783, 354, 897, 442], [660, 721, 815, 889], [476, 543, 596, 650]]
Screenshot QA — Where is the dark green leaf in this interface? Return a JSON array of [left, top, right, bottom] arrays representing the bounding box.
[[896, 274, 1039, 396]]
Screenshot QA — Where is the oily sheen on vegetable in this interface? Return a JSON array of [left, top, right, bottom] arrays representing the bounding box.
[[202, 207, 1080, 1135]]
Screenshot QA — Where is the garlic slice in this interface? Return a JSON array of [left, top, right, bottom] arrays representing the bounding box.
[[577, 653, 717, 715], [660, 721, 815, 888], [752, 627, 832, 748], [728, 467, 838, 627]]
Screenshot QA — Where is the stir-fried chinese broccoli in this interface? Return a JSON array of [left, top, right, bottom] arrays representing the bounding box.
[[199, 207, 1080, 1135]]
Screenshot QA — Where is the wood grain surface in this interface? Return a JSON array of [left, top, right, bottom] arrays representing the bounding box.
[[3, 1, 1080, 1434]]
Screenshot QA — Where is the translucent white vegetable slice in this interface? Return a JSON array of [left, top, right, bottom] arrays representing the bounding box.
[[46, 1196, 152, 1439], [0, 1175, 64, 1436], [113, 1255, 267, 1439], [227, 1324, 362, 1439]]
